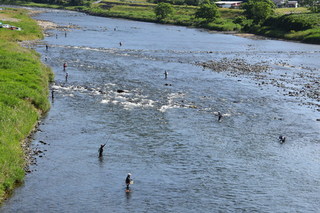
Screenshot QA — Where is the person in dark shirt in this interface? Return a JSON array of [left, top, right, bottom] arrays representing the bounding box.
[[51, 89, 54, 100], [98, 144, 106, 157], [217, 111, 223, 122], [126, 173, 132, 190], [63, 63, 67, 71], [279, 136, 286, 144]]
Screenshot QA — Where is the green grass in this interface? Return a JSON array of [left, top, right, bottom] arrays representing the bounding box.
[[0, 8, 53, 202], [275, 7, 309, 15], [91, 2, 320, 42], [0, 9, 44, 41], [18, 1, 320, 44], [21, 2, 64, 9], [285, 28, 320, 43], [219, 8, 242, 19], [259, 12, 320, 44], [84, 1, 242, 29]]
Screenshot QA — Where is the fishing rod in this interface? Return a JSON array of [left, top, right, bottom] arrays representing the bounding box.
[[98, 134, 112, 157], [103, 134, 112, 146]]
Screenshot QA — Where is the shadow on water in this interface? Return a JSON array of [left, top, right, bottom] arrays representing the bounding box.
[[98, 156, 104, 166], [125, 190, 132, 201]]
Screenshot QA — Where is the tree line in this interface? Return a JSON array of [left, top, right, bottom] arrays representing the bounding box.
[[154, 0, 275, 23]]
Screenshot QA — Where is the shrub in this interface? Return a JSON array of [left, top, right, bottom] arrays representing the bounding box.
[[195, 2, 220, 22], [242, 0, 275, 24], [264, 13, 320, 31], [154, 2, 175, 20]]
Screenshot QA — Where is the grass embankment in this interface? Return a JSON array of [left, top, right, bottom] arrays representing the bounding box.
[[82, 1, 242, 30], [21, 0, 320, 44], [246, 9, 320, 44], [20, 0, 242, 31], [0, 8, 53, 202]]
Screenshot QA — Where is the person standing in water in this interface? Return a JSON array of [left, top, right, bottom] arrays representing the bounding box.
[[164, 71, 168, 79], [217, 111, 222, 122], [98, 144, 106, 157], [65, 72, 69, 82], [125, 173, 132, 191], [63, 62, 67, 71], [51, 89, 54, 100], [279, 136, 286, 144]]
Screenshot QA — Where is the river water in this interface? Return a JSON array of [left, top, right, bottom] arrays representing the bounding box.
[[1, 8, 320, 213]]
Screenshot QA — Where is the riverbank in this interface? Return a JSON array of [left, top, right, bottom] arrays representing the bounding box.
[[15, 1, 320, 44], [0, 7, 53, 203]]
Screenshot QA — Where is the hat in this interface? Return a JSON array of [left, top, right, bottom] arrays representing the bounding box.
[[127, 173, 131, 176]]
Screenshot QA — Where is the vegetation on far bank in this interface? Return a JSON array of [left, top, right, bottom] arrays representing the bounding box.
[[6, 0, 318, 44], [234, 0, 320, 44], [0, 7, 53, 202], [251, 12, 320, 44]]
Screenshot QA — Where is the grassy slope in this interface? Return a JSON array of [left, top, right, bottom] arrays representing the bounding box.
[[224, 7, 320, 44], [83, 2, 320, 43], [0, 8, 53, 202], [27, 1, 238, 30], [275, 7, 309, 15], [252, 8, 320, 44], [19, 1, 320, 43]]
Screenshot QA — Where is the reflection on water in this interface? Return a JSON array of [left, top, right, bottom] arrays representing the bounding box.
[[1, 8, 320, 213]]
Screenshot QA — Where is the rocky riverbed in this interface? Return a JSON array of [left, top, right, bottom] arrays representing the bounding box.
[[196, 57, 320, 114]]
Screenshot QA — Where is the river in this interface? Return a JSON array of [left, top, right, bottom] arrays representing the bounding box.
[[1, 8, 319, 213]]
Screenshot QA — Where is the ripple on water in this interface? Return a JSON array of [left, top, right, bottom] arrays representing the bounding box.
[[1, 7, 320, 213]]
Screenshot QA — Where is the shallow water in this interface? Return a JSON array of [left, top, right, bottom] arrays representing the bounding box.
[[1, 8, 320, 213]]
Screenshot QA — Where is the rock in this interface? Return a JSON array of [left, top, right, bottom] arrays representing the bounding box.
[[117, 89, 125, 93], [39, 140, 47, 145]]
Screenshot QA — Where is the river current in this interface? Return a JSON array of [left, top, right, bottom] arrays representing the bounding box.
[[1, 8, 320, 213]]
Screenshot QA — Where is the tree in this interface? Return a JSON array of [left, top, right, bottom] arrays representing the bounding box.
[[242, 0, 275, 24], [69, 0, 84, 5], [300, 0, 320, 12], [185, 0, 201, 6], [154, 2, 175, 20], [195, 1, 220, 22]]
